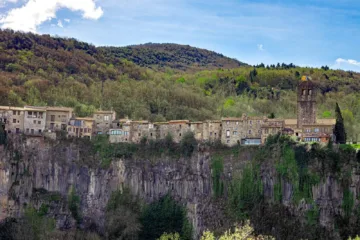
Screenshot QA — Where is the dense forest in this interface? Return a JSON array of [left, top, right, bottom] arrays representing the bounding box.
[[0, 29, 360, 141]]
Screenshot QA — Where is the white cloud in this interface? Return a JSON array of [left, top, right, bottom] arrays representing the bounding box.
[[0, 0, 103, 32], [336, 58, 360, 67], [64, 18, 70, 23], [57, 19, 63, 28], [257, 44, 264, 51]]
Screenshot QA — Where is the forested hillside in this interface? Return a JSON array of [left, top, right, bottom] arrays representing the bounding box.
[[0, 29, 360, 141]]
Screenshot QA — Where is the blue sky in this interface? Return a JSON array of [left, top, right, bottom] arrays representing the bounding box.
[[1, 0, 360, 71]]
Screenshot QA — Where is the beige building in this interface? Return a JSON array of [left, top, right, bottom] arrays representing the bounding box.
[[67, 117, 95, 139], [203, 120, 222, 142], [261, 119, 284, 144], [93, 110, 116, 135], [221, 116, 264, 146], [109, 119, 131, 143], [0, 106, 24, 134], [23, 107, 46, 135], [45, 107, 73, 131]]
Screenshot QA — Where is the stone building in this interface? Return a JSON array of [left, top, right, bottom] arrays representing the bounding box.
[[23, 106, 46, 135], [221, 115, 264, 146], [190, 122, 204, 141], [297, 77, 317, 129], [45, 107, 73, 131], [93, 110, 116, 135], [0, 106, 24, 134], [167, 120, 191, 143], [108, 119, 131, 143], [261, 119, 284, 144], [130, 121, 151, 143], [202, 120, 222, 142], [67, 117, 95, 139]]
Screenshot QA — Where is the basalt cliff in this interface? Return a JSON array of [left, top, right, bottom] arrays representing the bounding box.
[[0, 135, 359, 239]]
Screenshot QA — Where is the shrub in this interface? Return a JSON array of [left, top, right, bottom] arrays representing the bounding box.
[[180, 131, 197, 157]]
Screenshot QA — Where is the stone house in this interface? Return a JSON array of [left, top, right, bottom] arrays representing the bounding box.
[[261, 119, 284, 144], [67, 117, 95, 139], [45, 107, 73, 131], [167, 120, 191, 143], [221, 116, 264, 146], [202, 120, 222, 142], [23, 106, 46, 135], [93, 110, 116, 135], [108, 120, 131, 143], [130, 121, 151, 143], [0, 106, 24, 134]]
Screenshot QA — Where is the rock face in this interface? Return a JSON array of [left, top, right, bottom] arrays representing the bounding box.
[[0, 136, 358, 239]]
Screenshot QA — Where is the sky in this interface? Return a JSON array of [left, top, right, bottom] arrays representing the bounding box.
[[1, 0, 360, 71]]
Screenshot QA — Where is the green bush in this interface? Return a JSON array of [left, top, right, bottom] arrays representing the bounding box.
[[180, 131, 197, 157]]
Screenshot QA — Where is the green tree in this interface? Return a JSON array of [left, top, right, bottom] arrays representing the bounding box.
[[140, 195, 192, 240], [157, 232, 181, 240], [334, 102, 347, 144]]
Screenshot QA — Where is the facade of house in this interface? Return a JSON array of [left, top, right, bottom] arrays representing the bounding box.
[[45, 107, 73, 131], [0, 106, 25, 134], [67, 118, 95, 139], [23, 107, 46, 135], [93, 110, 116, 134]]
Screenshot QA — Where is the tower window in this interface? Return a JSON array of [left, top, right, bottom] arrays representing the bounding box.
[[309, 90, 312, 95], [302, 89, 306, 95]]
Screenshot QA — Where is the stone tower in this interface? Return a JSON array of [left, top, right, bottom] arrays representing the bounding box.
[[297, 77, 316, 128]]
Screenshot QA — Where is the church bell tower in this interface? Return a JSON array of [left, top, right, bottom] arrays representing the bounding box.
[[297, 76, 316, 128]]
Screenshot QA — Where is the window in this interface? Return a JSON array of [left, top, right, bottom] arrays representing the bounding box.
[[31, 129, 34, 134], [226, 130, 230, 138], [302, 89, 306, 95], [236, 121, 239, 125], [150, 133, 153, 137], [38, 129, 42, 133], [309, 90, 312, 95], [13, 119, 16, 123], [248, 130, 252, 134], [80, 128, 83, 133], [13, 110, 16, 115], [249, 121, 252, 125], [179, 133, 182, 137], [210, 132, 213, 136], [233, 131, 237, 135], [39, 112, 43, 118], [38, 121, 41, 124], [28, 111, 32, 116], [314, 128, 319, 133], [138, 133, 141, 137], [26, 128, 29, 133], [226, 121, 229, 125], [104, 115, 109, 121], [33, 120, 36, 124], [227, 140, 230, 143], [51, 115, 55, 121]]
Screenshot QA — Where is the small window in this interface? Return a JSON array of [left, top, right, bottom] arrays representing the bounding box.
[[210, 132, 213, 136], [179, 133, 182, 137], [227, 140, 230, 143], [28, 111, 32, 115], [236, 121, 239, 125], [309, 90, 312, 95], [38, 129, 42, 133], [31, 129, 34, 134], [226, 121, 229, 125], [138, 133, 141, 137], [226, 130, 230, 137], [13, 110, 16, 115], [26, 128, 29, 133], [302, 89, 306, 95], [150, 133, 153, 137], [104, 115, 110, 121], [233, 131, 237, 135], [38, 121, 41, 124], [249, 121, 252, 125], [33, 120, 36, 124], [248, 130, 252, 134], [314, 128, 319, 133], [13, 119, 16, 123]]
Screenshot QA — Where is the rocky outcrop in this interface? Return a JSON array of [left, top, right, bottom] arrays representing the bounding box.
[[0, 136, 358, 239]]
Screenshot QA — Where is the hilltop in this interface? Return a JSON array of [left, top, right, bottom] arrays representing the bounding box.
[[0, 30, 359, 140], [98, 43, 246, 71]]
